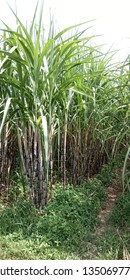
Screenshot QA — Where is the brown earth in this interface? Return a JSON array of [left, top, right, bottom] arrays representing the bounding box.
[[97, 184, 122, 235]]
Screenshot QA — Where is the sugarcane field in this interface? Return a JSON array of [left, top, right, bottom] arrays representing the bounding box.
[[0, 0, 130, 260]]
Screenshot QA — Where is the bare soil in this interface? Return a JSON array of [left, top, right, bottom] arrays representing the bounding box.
[[97, 183, 122, 235]]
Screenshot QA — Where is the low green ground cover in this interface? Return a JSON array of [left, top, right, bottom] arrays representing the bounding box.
[[0, 179, 106, 259]]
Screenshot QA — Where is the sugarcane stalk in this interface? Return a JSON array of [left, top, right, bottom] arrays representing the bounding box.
[[28, 124, 33, 189], [63, 114, 68, 188], [17, 127, 29, 190]]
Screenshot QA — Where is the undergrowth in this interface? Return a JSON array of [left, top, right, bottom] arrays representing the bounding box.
[[109, 191, 130, 228], [0, 179, 106, 259]]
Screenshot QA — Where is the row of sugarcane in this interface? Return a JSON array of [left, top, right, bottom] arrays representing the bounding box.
[[0, 2, 130, 207]]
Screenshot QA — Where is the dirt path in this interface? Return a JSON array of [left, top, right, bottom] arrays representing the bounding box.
[[97, 185, 122, 235]]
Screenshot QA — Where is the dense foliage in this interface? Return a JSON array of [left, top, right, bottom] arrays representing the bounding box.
[[0, 2, 130, 207], [0, 179, 106, 259], [0, 0, 130, 260]]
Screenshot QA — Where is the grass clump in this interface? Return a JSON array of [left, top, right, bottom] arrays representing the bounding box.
[[95, 229, 120, 259], [109, 191, 130, 228], [0, 199, 38, 236], [96, 163, 115, 186]]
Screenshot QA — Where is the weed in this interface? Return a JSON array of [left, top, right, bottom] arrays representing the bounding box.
[[96, 162, 115, 186], [0, 180, 106, 259], [109, 192, 130, 228]]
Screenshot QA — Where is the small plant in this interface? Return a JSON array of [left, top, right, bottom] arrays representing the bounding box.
[[0, 199, 38, 236], [96, 229, 120, 259], [96, 162, 115, 187], [109, 191, 130, 228]]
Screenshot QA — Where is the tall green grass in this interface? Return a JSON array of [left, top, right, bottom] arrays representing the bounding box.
[[0, 0, 130, 206]]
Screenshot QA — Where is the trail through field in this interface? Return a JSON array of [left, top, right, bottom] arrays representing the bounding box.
[[97, 184, 122, 236]]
